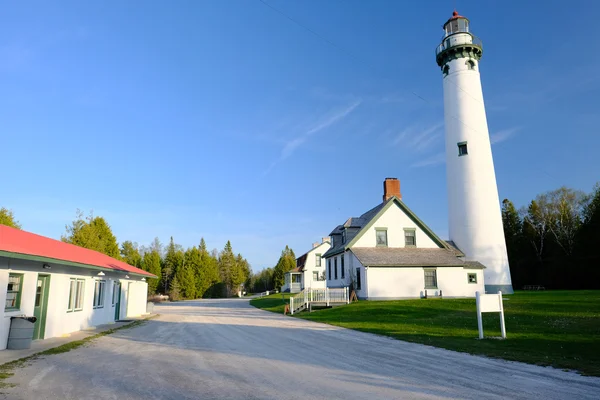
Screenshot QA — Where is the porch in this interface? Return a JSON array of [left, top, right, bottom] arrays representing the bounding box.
[[282, 271, 303, 293], [289, 287, 350, 315]]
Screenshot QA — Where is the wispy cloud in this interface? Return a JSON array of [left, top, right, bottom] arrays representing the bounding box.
[[411, 152, 446, 168], [265, 100, 361, 174], [490, 127, 520, 145], [393, 122, 444, 152]]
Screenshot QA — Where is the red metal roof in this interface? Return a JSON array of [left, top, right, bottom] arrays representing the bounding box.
[[0, 224, 155, 277], [444, 10, 468, 27]]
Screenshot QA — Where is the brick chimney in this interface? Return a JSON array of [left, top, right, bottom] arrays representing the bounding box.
[[312, 242, 319, 249], [322, 237, 330, 243], [383, 178, 401, 202]]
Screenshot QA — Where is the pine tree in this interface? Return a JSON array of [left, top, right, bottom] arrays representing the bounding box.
[[502, 199, 526, 287], [162, 237, 182, 293], [197, 238, 221, 298], [176, 252, 197, 299], [272, 245, 296, 289], [62, 211, 120, 259], [142, 250, 161, 294], [169, 276, 182, 301], [0, 207, 21, 229], [219, 241, 237, 296], [120, 241, 142, 268]]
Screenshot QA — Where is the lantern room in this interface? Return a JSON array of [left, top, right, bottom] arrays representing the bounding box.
[[443, 11, 470, 37]]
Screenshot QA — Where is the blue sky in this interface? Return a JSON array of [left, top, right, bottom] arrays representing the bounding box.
[[1, 0, 599, 271]]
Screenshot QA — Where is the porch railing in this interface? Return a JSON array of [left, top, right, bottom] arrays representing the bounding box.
[[290, 287, 349, 315]]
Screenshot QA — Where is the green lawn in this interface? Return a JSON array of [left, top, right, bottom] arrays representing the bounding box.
[[250, 291, 600, 376]]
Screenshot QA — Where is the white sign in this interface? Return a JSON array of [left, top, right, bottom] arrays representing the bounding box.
[[476, 291, 506, 339]]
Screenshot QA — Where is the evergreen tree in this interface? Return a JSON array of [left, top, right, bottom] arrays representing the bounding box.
[[218, 241, 237, 296], [575, 183, 600, 288], [197, 238, 221, 298], [176, 249, 197, 299], [169, 276, 182, 301], [502, 199, 527, 287], [120, 241, 142, 268], [162, 237, 182, 294], [0, 207, 21, 229], [272, 245, 296, 289], [141, 250, 162, 294], [62, 211, 120, 259]]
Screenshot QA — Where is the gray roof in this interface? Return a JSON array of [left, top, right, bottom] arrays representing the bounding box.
[[445, 241, 465, 257], [351, 247, 476, 267], [464, 261, 486, 269], [323, 202, 386, 258]]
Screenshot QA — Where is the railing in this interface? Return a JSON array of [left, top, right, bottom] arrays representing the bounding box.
[[290, 287, 349, 315], [435, 33, 482, 55], [290, 290, 306, 315]]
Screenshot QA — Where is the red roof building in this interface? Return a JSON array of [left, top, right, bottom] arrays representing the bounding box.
[[0, 225, 155, 278]]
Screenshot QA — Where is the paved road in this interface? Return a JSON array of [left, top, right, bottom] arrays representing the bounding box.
[[2, 298, 599, 399]]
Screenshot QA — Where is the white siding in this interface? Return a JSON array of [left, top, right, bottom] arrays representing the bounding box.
[[302, 242, 330, 290], [0, 256, 149, 350], [443, 49, 512, 290], [367, 266, 485, 299], [353, 204, 440, 249]]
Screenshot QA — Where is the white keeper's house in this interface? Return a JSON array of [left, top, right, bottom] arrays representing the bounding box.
[[0, 225, 155, 349], [322, 178, 485, 300]]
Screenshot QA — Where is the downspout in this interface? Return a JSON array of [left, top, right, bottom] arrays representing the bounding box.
[[365, 266, 369, 300]]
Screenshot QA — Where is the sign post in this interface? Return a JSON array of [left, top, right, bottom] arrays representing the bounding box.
[[475, 291, 506, 339]]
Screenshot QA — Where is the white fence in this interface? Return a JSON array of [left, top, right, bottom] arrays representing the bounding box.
[[290, 287, 349, 315]]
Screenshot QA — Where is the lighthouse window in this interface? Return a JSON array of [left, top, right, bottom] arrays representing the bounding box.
[[458, 142, 468, 156], [443, 65, 449, 76], [466, 60, 476, 70]]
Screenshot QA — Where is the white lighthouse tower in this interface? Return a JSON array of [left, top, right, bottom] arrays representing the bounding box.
[[436, 11, 513, 293]]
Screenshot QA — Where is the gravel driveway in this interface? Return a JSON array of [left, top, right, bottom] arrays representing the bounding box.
[[2, 298, 599, 399]]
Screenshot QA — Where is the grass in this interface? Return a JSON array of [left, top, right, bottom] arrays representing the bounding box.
[[0, 315, 156, 389], [251, 291, 600, 376], [250, 293, 292, 313]]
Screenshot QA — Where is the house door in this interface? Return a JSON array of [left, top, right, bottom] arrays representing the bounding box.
[[126, 282, 132, 318], [33, 275, 51, 340], [113, 282, 121, 321]]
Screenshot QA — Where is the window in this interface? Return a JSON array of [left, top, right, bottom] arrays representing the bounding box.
[[112, 282, 120, 306], [424, 269, 438, 289], [466, 60, 476, 70], [458, 142, 468, 156], [355, 268, 361, 291], [341, 254, 345, 279], [68, 278, 85, 312], [404, 229, 416, 247], [334, 257, 338, 280], [93, 280, 106, 309], [5, 274, 23, 310], [442, 65, 449, 76], [315, 254, 321, 267], [313, 271, 319, 281], [328, 259, 332, 280], [376, 229, 388, 247], [468, 273, 477, 284], [342, 230, 346, 243]]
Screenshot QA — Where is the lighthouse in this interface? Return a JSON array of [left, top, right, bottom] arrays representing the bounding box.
[[436, 11, 513, 294]]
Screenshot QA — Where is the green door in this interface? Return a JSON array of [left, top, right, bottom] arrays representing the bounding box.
[[113, 282, 121, 321], [33, 275, 50, 340]]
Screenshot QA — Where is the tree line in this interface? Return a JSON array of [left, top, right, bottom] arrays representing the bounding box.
[[0, 209, 251, 299], [246, 245, 296, 293], [502, 184, 600, 289]]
